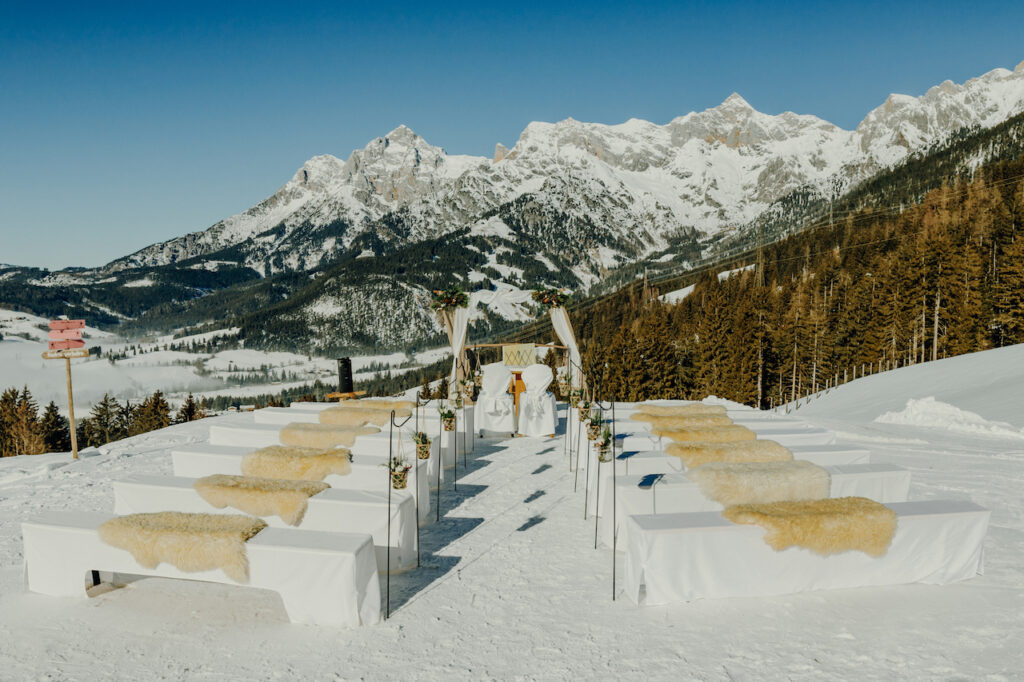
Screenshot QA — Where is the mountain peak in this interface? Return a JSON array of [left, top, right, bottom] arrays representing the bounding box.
[[720, 92, 753, 109], [1016, 59, 1024, 73]]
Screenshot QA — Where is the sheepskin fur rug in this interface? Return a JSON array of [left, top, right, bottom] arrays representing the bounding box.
[[687, 461, 830, 506], [666, 439, 792, 467], [722, 496, 898, 557], [653, 424, 755, 443], [632, 414, 734, 428], [194, 475, 330, 526], [241, 445, 353, 482], [280, 422, 379, 448], [348, 399, 416, 412], [98, 512, 267, 583], [636, 403, 728, 417], [319, 407, 400, 427]]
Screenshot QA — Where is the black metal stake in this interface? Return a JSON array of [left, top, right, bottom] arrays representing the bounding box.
[[611, 400, 618, 601], [436, 414, 442, 522], [584, 436, 591, 520], [386, 409, 394, 620], [593, 455, 601, 548]]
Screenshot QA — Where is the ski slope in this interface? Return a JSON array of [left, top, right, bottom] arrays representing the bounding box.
[[0, 346, 1022, 679]]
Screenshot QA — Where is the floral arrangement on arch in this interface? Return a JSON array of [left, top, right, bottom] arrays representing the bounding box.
[[430, 286, 469, 311], [458, 375, 477, 401], [531, 287, 570, 309]]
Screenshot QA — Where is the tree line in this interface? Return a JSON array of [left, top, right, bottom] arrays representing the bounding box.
[[0, 388, 205, 456], [577, 159, 1024, 406]]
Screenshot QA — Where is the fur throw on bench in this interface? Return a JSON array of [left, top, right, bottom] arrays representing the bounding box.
[[630, 413, 734, 428], [636, 403, 728, 417], [98, 512, 267, 583], [242, 445, 352, 482], [666, 439, 792, 468], [653, 424, 755, 444], [280, 422, 380, 448], [194, 475, 330, 526], [319, 407, 405, 427], [347, 399, 416, 412], [687, 460, 829, 506], [722, 497, 898, 557]]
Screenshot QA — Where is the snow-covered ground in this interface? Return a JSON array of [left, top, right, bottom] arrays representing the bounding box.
[[0, 346, 1022, 678]]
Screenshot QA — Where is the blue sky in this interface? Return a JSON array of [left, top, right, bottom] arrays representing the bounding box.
[[2, 1, 1022, 269]]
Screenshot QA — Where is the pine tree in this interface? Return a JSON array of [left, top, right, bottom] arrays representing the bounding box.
[[0, 388, 17, 457], [85, 393, 122, 446], [132, 391, 172, 435], [174, 393, 205, 423], [40, 402, 71, 453], [3, 387, 45, 455]]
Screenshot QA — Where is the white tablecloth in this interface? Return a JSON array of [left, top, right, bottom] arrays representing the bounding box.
[[599, 463, 912, 547], [113, 475, 417, 571], [22, 511, 381, 626], [624, 499, 989, 605], [171, 444, 432, 524]]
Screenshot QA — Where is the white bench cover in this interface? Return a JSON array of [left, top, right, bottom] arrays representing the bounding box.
[[624, 499, 989, 605], [171, 444, 432, 524], [113, 475, 417, 571], [598, 463, 912, 547], [22, 511, 381, 626]]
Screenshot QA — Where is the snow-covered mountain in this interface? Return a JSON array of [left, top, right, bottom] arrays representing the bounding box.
[[108, 61, 1024, 278], [4, 61, 1024, 351]]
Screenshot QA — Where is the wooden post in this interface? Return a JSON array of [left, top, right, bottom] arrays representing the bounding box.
[[66, 356, 79, 459]]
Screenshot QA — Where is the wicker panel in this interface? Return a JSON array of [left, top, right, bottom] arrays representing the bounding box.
[[503, 343, 536, 369]]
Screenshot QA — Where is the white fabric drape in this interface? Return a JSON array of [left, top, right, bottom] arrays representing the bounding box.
[[448, 305, 471, 384], [549, 307, 583, 386]]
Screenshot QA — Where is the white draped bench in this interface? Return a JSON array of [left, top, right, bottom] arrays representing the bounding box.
[[170, 444, 432, 524], [113, 475, 417, 571], [255, 406, 476, 455], [584, 447, 872, 517], [598, 463, 912, 547], [614, 426, 836, 451], [22, 511, 381, 626], [624, 499, 990, 605]]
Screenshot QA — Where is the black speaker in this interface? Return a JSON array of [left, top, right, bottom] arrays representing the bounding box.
[[337, 357, 354, 393]]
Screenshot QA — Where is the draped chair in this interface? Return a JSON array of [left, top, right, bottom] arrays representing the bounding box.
[[474, 362, 515, 436], [518, 363, 557, 438]]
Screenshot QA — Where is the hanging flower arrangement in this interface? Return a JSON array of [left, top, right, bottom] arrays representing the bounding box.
[[531, 287, 570, 309], [413, 431, 431, 460], [595, 427, 613, 462], [430, 286, 469, 311], [383, 455, 412, 489], [438, 401, 457, 431]]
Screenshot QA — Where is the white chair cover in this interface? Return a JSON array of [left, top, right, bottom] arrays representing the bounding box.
[[518, 364, 557, 438], [474, 363, 515, 435]]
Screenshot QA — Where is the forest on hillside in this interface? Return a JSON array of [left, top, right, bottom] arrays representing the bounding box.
[[574, 159, 1024, 406]]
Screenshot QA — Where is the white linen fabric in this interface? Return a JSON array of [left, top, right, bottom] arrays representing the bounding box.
[[549, 307, 583, 387], [519, 364, 557, 437], [113, 475, 418, 571], [474, 363, 515, 434], [171, 444, 432, 524], [624, 500, 990, 605], [598, 463, 912, 547], [22, 511, 381, 626], [448, 305, 470, 383]]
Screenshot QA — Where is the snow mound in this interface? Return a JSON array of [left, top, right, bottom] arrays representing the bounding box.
[[875, 396, 1024, 440]]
